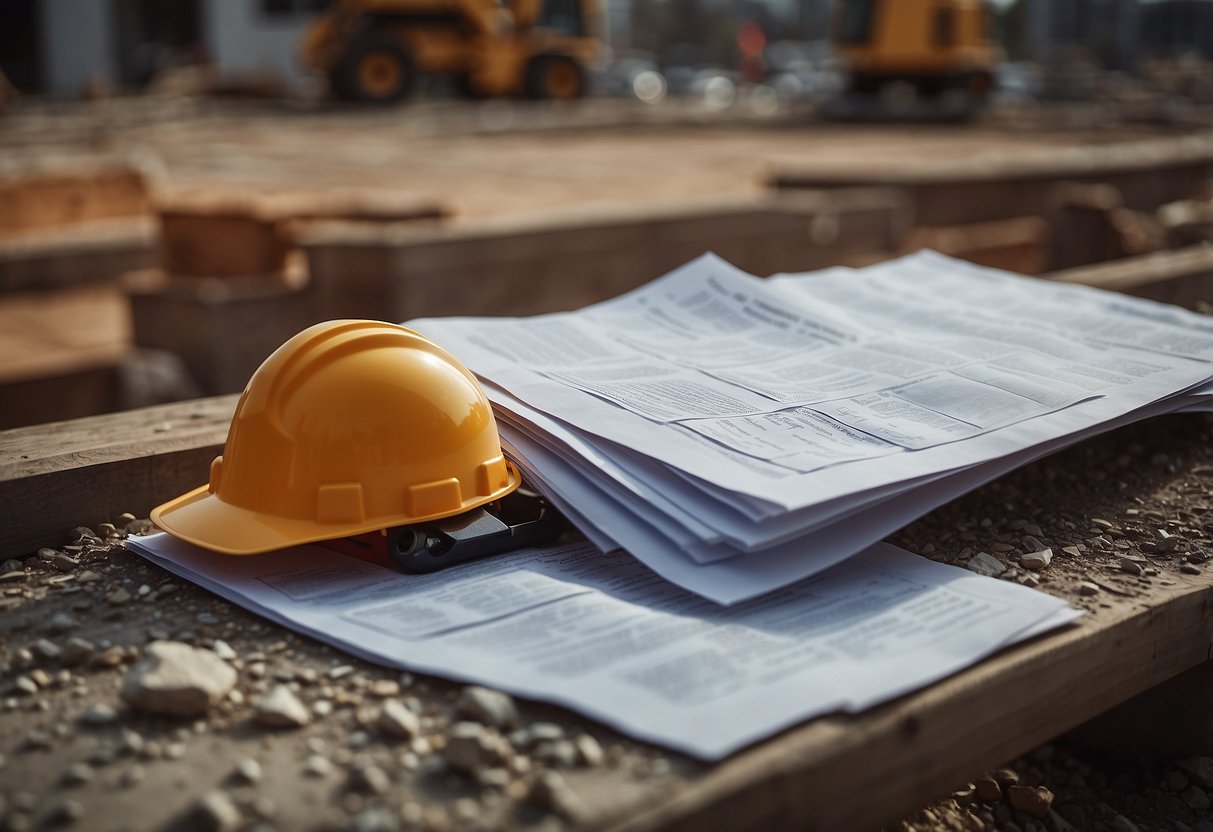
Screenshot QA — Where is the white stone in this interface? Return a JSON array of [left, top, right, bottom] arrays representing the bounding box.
[[254, 685, 311, 729], [120, 641, 237, 717], [966, 552, 1006, 578]]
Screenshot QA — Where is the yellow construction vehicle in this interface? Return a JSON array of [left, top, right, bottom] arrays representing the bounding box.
[[830, 0, 1001, 117], [301, 0, 601, 104]]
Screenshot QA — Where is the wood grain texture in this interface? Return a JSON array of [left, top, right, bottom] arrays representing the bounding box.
[[0, 394, 237, 555]]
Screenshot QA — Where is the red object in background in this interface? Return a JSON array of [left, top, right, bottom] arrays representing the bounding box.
[[737, 21, 767, 58], [737, 21, 767, 84]]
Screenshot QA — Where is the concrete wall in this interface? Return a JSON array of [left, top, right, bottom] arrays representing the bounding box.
[[202, 0, 316, 83], [129, 190, 908, 394], [39, 0, 117, 96]]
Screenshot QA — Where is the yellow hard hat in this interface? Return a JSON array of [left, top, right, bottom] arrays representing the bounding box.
[[152, 320, 520, 555]]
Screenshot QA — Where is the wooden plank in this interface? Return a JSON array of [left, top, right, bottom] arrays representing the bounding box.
[[770, 135, 1213, 188], [0, 284, 131, 384], [1043, 244, 1213, 307], [771, 136, 1213, 226], [0, 217, 157, 293], [0, 394, 236, 556], [901, 216, 1051, 275]]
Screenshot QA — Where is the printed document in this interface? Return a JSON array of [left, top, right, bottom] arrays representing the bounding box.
[[130, 533, 1078, 760]]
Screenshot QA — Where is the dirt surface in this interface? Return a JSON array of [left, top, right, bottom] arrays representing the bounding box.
[[0, 96, 1197, 225], [4, 411, 1213, 831]]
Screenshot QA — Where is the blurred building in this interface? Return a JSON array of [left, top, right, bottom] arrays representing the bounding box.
[[1013, 0, 1213, 69], [0, 0, 330, 96]]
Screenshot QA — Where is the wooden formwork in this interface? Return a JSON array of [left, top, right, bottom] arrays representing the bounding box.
[[299, 190, 908, 321], [125, 190, 908, 396], [770, 136, 1213, 228]]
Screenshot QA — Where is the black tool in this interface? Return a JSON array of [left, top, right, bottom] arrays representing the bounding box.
[[386, 488, 565, 573]]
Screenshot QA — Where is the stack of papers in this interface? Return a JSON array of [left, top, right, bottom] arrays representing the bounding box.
[[410, 251, 1213, 603]]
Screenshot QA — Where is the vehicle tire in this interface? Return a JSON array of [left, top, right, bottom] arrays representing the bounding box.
[[524, 55, 586, 101], [335, 31, 415, 105]]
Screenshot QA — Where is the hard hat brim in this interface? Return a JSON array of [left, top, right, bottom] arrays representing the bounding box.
[[150, 459, 521, 556]]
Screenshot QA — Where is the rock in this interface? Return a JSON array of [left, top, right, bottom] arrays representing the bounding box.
[[60, 762, 94, 787], [233, 758, 262, 785], [210, 640, 237, 661], [1184, 785, 1212, 810], [254, 685, 311, 729], [13, 676, 38, 696], [575, 733, 605, 767], [61, 638, 95, 667], [529, 770, 586, 821], [49, 613, 78, 634], [967, 552, 1006, 577], [90, 646, 127, 669], [50, 553, 78, 572], [517, 722, 564, 747], [994, 768, 1021, 787], [1008, 785, 1054, 818], [444, 722, 511, 774], [1166, 770, 1191, 791], [453, 798, 479, 824], [107, 588, 131, 606], [81, 704, 119, 725], [376, 700, 420, 739], [177, 790, 242, 832], [52, 799, 84, 825], [535, 740, 579, 768], [1020, 549, 1053, 571], [120, 641, 237, 717], [348, 764, 392, 795], [352, 808, 400, 832], [1119, 558, 1144, 576], [120, 765, 145, 789], [1179, 756, 1213, 788], [31, 639, 61, 661], [1155, 535, 1179, 554], [1077, 581, 1101, 596], [303, 754, 333, 778], [457, 685, 519, 728], [975, 775, 1002, 801], [1181, 564, 1202, 575], [369, 679, 400, 698]]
